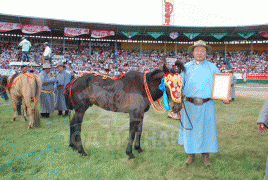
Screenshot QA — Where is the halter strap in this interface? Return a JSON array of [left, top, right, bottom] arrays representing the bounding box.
[[143, 71, 166, 113]]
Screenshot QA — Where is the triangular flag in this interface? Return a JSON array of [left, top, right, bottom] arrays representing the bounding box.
[[183, 33, 200, 40], [121, 31, 140, 39], [237, 32, 256, 39], [147, 32, 165, 39], [210, 33, 228, 40]]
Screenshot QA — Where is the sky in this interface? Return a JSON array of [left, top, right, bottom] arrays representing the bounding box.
[[1, 0, 267, 27]]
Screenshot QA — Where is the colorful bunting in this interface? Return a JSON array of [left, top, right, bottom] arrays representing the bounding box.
[[183, 33, 200, 40], [121, 31, 140, 38], [210, 33, 228, 40], [147, 32, 165, 39], [237, 32, 256, 39]]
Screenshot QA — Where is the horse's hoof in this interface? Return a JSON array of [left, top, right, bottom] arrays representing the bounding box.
[[12, 118, 15, 122], [28, 125, 32, 129], [128, 153, 135, 160], [136, 148, 143, 154], [24, 119, 28, 122]]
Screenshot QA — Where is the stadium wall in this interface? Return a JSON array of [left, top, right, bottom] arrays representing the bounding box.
[[121, 42, 268, 52]]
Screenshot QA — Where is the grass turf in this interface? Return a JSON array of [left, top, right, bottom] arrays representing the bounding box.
[[0, 96, 267, 179]]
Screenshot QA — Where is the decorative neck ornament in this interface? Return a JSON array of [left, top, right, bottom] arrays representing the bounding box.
[[159, 73, 183, 111]]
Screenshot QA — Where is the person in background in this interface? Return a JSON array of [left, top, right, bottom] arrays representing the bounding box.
[[257, 99, 268, 179], [54, 62, 71, 117], [0, 74, 9, 102], [41, 42, 52, 64], [19, 36, 31, 62], [178, 40, 231, 167], [39, 63, 56, 118], [230, 70, 237, 101]]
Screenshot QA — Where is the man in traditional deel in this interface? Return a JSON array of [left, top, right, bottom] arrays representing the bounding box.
[[178, 40, 231, 166], [39, 63, 56, 118], [54, 62, 71, 117]]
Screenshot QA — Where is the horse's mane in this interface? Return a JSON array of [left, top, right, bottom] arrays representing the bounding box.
[[124, 69, 163, 81]]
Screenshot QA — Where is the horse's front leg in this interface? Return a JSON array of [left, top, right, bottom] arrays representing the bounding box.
[[69, 110, 87, 156], [126, 110, 144, 159], [134, 120, 144, 154]]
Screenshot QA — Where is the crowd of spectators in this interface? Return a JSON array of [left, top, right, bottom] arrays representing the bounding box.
[[1, 41, 268, 74]]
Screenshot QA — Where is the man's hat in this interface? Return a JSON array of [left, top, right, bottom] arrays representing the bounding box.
[[44, 42, 49, 46], [43, 63, 52, 69], [55, 62, 64, 67], [188, 40, 212, 54]]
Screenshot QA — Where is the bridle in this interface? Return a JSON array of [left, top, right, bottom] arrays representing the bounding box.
[[143, 71, 193, 130]]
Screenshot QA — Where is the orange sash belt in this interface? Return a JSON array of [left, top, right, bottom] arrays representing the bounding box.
[[41, 90, 54, 93]]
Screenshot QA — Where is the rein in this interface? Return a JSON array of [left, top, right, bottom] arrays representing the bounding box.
[[143, 71, 166, 113], [0, 74, 19, 95]]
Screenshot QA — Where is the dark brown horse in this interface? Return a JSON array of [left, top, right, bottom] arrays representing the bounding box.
[[64, 63, 185, 159]]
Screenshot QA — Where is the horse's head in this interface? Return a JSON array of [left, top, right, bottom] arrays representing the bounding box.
[[0, 75, 8, 92], [162, 61, 185, 113]]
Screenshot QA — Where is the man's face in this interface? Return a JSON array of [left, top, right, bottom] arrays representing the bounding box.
[[193, 46, 207, 63], [56, 66, 63, 73]]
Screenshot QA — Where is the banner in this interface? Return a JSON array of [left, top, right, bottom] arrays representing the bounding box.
[[210, 32, 228, 40], [121, 31, 139, 38], [0, 22, 21, 32], [246, 73, 268, 79], [64, 27, 89, 37], [237, 32, 256, 39], [164, 1, 173, 25], [169, 32, 179, 39], [183, 33, 200, 40], [259, 31, 268, 38], [91, 29, 115, 38], [22, 24, 50, 34], [147, 32, 165, 39]]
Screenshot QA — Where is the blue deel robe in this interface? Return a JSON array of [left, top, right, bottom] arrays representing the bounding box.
[[178, 59, 220, 154], [54, 70, 71, 111]]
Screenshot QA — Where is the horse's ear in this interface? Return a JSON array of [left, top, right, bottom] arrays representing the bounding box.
[[175, 60, 186, 73], [163, 64, 169, 74]]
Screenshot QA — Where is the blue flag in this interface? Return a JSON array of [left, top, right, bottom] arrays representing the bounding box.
[[225, 56, 233, 70], [114, 50, 117, 64]]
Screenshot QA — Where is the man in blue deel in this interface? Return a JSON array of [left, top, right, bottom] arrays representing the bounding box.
[[178, 40, 231, 166]]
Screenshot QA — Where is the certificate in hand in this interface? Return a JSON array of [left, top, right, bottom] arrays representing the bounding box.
[[211, 73, 233, 101]]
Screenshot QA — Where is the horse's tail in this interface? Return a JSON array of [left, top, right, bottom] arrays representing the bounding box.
[[64, 82, 74, 110]]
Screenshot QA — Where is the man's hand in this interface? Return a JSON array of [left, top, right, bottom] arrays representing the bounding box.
[[222, 97, 231, 104], [258, 123, 268, 133]]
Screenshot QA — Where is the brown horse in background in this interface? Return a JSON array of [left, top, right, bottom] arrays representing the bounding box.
[[0, 73, 42, 129]]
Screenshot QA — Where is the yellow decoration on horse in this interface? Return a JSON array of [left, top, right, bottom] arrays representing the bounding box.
[[163, 73, 183, 103]]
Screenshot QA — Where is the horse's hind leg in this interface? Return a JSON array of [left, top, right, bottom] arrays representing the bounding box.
[[11, 94, 18, 122], [69, 110, 87, 156], [23, 98, 34, 129], [22, 98, 27, 122]]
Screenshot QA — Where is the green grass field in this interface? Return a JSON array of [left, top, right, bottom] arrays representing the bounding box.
[[0, 95, 267, 180]]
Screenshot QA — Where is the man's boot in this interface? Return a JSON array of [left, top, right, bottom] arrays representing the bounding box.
[[58, 110, 62, 116], [202, 153, 211, 167], [64, 110, 69, 117], [184, 154, 195, 165]]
